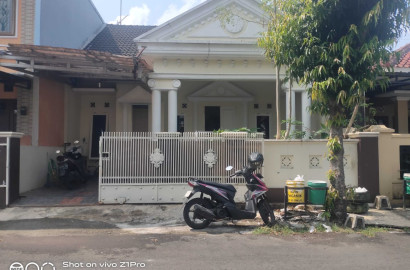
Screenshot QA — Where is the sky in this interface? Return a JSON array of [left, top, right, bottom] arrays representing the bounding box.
[[91, 0, 409, 49], [91, 0, 206, 26]]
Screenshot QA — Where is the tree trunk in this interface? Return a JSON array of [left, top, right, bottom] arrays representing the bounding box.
[[329, 125, 347, 224], [276, 65, 281, 139], [344, 104, 359, 138], [284, 78, 292, 139]]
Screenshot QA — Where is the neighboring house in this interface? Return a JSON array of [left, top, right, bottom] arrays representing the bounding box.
[[1, 0, 105, 137], [367, 44, 410, 134], [0, 0, 133, 193]]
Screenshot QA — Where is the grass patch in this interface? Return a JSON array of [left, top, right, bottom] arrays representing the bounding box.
[[331, 224, 355, 234], [253, 224, 308, 236], [253, 223, 391, 237], [359, 227, 389, 237]]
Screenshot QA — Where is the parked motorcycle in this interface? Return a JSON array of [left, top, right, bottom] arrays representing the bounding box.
[[183, 152, 275, 229], [56, 140, 90, 189]]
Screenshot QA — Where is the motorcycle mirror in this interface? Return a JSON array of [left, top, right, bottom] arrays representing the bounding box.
[[226, 166, 233, 171]]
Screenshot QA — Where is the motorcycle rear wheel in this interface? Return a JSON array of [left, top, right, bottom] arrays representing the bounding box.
[[183, 198, 212, 229], [258, 199, 275, 227]]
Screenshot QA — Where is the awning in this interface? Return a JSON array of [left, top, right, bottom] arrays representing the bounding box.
[[0, 44, 152, 81], [0, 70, 31, 89]]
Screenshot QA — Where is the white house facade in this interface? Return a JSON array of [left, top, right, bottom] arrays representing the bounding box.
[[132, 0, 321, 138]]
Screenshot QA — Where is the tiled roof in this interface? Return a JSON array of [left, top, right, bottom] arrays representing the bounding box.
[[2, 44, 153, 80], [394, 43, 410, 68], [85, 24, 156, 57]]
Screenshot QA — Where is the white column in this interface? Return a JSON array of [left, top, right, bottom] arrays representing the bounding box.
[[301, 91, 312, 139], [151, 89, 161, 133], [193, 101, 198, 131], [149, 79, 181, 133], [243, 101, 248, 128], [285, 88, 296, 133], [168, 89, 178, 132], [397, 97, 409, 134]]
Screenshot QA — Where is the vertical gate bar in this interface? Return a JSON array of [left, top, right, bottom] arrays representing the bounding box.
[[105, 133, 108, 184]]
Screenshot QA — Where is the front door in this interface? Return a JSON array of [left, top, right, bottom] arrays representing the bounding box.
[[205, 106, 220, 131], [257, 115, 270, 139], [132, 105, 149, 132], [90, 114, 107, 159], [0, 99, 16, 132]]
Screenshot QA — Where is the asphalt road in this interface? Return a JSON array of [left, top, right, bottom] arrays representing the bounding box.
[[1, 219, 409, 270]]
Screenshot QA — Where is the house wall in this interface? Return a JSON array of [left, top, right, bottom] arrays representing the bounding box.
[[16, 86, 32, 145], [0, 84, 17, 99], [20, 145, 58, 193], [263, 139, 359, 188], [79, 92, 116, 158], [38, 78, 64, 147], [64, 86, 81, 144], [20, 0, 36, 44], [37, 0, 104, 49], [115, 83, 152, 132], [378, 132, 410, 199]]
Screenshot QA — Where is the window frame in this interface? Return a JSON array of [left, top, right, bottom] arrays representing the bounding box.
[[0, 0, 17, 37]]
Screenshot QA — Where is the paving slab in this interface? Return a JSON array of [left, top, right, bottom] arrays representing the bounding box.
[[364, 208, 410, 228]]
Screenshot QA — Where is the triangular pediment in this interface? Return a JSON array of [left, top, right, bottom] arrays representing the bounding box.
[[188, 81, 253, 102], [117, 86, 151, 103], [136, 0, 266, 44]]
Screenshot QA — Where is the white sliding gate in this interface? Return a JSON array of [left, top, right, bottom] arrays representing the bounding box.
[[99, 132, 264, 204]]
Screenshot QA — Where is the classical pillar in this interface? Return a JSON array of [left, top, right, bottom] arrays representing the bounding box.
[[151, 89, 161, 133], [243, 101, 248, 128], [148, 79, 181, 133], [301, 91, 311, 138], [193, 101, 198, 131], [397, 97, 409, 134]]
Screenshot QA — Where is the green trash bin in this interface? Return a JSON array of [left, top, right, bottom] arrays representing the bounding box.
[[404, 174, 410, 195], [308, 181, 327, 205]]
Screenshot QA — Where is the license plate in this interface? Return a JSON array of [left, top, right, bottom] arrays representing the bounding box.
[[184, 191, 192, 198]]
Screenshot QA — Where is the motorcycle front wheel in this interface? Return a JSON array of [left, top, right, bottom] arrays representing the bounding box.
[[183, 198, 212, 229], [258, 199, 275, 227]]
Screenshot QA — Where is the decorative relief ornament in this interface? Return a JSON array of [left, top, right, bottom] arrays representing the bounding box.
[[150, 148, 164, 168], [223, 15, 245, 34], [203, 149, 218, 168], [173, 79, 181, 88], [147, 79, 156, 88], [280, 155, 294, 169]]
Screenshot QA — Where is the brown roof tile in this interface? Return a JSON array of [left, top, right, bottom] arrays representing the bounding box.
[[394, 43, 410, 68]]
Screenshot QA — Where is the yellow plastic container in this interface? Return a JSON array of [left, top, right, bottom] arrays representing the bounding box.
[[286, 180, 305, 203]]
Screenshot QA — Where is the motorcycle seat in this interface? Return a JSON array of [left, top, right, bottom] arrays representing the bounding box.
[[197, 180, 236, 193]]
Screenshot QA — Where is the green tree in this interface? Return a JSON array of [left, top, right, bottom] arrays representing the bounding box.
[[259, 0, 409, 223], [258, 0, 303, 139]]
